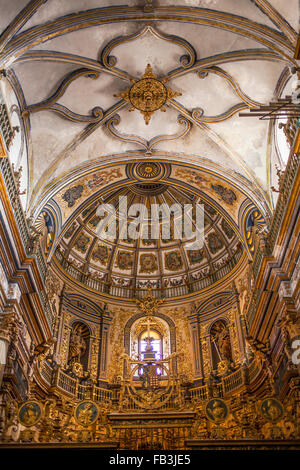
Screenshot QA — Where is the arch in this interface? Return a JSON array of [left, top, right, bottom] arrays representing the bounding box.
[[124, 312, 176, 356]]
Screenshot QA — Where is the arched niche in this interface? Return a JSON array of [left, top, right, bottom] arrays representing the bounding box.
[[209, 319, 233, 371], [68, 321, 90, 371], [124, 312, 176, 358], [129, 316, 171, 361]]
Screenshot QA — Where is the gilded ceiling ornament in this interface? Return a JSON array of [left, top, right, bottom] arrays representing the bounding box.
[[114, 64, 181, 124], [136, 287, 164, 315], [136, 161, 160, 178]]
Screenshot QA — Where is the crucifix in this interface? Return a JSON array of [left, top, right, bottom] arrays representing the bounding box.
[[211, 336, 222, 362], [140, 315, 157, 360], [140, 316, 155, 346]]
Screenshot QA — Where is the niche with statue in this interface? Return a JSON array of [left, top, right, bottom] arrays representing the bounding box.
[[210, 320, 233, 376], [67, 322, 90, 376]]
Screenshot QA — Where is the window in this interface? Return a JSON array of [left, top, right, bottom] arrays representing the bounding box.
[[139, 330, 162, 361]]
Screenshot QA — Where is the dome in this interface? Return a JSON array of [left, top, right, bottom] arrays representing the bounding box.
[[54, 170, 243, 299]]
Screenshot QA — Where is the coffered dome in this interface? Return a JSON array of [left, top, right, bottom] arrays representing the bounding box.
[[54, 178, 243, 299]]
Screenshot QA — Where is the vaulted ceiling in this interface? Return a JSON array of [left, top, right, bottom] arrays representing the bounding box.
[[0, 1, 298, 297], [1, 0, 298, 214]]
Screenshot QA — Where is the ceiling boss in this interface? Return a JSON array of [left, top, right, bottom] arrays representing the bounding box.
[[114, 64, 181, 124]]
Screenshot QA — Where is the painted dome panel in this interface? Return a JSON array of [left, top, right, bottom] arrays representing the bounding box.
[[55, 177, 244, 299]]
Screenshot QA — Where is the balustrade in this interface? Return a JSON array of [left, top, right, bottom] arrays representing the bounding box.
[[38, 359, 259, 409], [54, 245, 243, 300]]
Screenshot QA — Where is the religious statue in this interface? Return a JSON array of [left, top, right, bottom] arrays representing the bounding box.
[[205, 399, 228, 423], [68, 325, 86, 364], [75, 401, 99, 427], [77, 403, 93, 426], [211, 400, 227, 421], [214, 323, 232, 362]]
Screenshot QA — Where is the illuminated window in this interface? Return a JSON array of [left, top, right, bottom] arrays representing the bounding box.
[[139, 330, 162, 361]]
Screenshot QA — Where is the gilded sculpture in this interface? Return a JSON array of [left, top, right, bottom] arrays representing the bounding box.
[[205, 399, 229, 423], [135, 287, 164, 316], [68, 325, 87, 365], [114, 64, 181, 124], [74, 401, 99, 427]]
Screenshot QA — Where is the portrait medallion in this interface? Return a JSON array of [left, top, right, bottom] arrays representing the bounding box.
[[18, 401, 42, 427], [260, 398, 284, 423], [74, 401, 99, 427], [205, 399, 229, 423]]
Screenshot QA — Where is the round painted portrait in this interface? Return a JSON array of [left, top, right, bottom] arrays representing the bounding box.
[[260, 398, 284, 423], [18, 401, 42, 427], [74, 401, 99, 427], [205, 399, 229, 423]]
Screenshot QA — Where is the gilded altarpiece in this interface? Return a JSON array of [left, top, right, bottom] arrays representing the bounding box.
[[193, 293, 246, 379], [59, 311, 73, 368], [107, 307, 134, 383], [55, 295, 107, 381], [162, 307, 194, 383]]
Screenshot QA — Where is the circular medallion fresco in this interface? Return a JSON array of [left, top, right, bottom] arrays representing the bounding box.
[[126, 161, 171, 181], [18, 401, 42, 427], [205, 398, 229, 423], [136, 162, 161, 179], [260, 398, 284, 423], [74, 401, 99, 427]]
